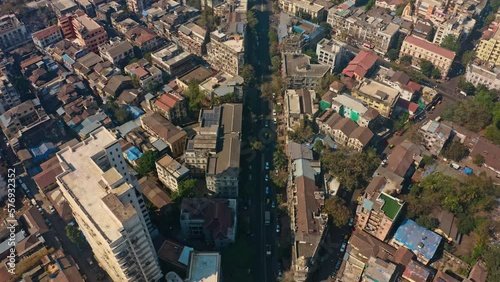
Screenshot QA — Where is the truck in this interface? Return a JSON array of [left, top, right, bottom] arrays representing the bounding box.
[[265, 211, 270, 225], [450, 163, 461, 170]]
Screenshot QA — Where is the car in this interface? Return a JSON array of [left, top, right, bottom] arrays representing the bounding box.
[[48, 205, 56, 214], [395, 129, 406, 136], [45, 219, 52, 228], [344, 234, 349, 240], [388, 144, 395, 149], [265, 120, 269, 127], [335, 260, 342, 270], [265, 187, 270, 194], [278, 269, 283, 277], [38, 207, 44, 214], [266, 245, 272, 256], [340, 243, 347, 252], [18, 178, 23, 184], [265, 162, 269, 170], [266, 198, 270, 205], [271, 200, 276, 208], [348, 218, 354, 227], [265, 174, 269, 181], [87, 257, 94, 266], [276, 224, 280, 233], [273, 118, 277, 124]]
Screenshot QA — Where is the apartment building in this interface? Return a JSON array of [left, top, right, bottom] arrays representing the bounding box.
[[465, 62, 500, 89], [322, 114, 374, 152], [342, 50, 378, 81], [285, 89, 316, 130], [283, 54, 330, 90], [375, 0, 404, 11], [99, 41, 135, 65], [278, 12, 325, 54], [432, 17, 475, 45], [180, 198, 237, 249], [156, 154, 189, 192], [418, 120, 452, 155], [186, 252, 221, 282], [32, 25, 64, 50], [51, 0, 79, 17], [199, 72, 244, 99], [124, 59, 162, 89], [316, 38, 348, 71], [140, 112, 187, 157], [55, 127, 162, 282], [127, 0, 144, 14], [0, 72, 21, 115], [352, 79, 400, 118], [59, 12, 108, 53], [149, 92, 188, 124], [125, 26, 162, 53], [151, 44, 195, 77], [206, 31, 245, 76], [356, 189, 403, 241], [476, 20, 500, 65], [0, 14, 29, 51], [178, 23, 207, 56], [206, 104, 242, 198], [279, 0, 333, 21], [399, 35, 455, 77], [0, 99, 48, 140]]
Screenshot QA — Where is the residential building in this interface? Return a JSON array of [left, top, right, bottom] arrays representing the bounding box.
[[151, 44, 195, 77], [100, 75, 133, 98], [402, 260, 433, 282], [390, 219, 442, 265], [149, 92, 188, 124], [431, 209, 461, 243], [99, 41, 134, 65], [156, 154, 189, 191], [323, 115, 374, 152], [127, 0, 144, 14], [115, 18, 140, 35], [186, 252, 221, 282], [356, 189, 403, 241], [285, 89, 317, 130], [399, 35, 456, 77], [59, 12, 109, 53], [326, 0, 356, 28], [124, 59, 163, 89], [55, 127, 162, 281], [0, 14, 29, 51], [466, 262, 488, 282], [0, 99, 49, 141], [330, 94, 368, 124], [433, 17, 475, 45], [476, 20, 500, 65], [291, 159, 328, 281], [352, 79, 400, 118], [206, 104, 242, 198], [154, 5, 199, 40], [316, 38, 348, 71], [279, 0, 333, 21], [375, 0, 404, 11], [178, 23, 207, 56], [206, 31, 245, 76], [470, 137, 500, 174], [32, 25, 64, 50], [199, 72, 244, 99], [278, 12, 325, 54], [418, 120, 452, 155], [175, 66, 214, 90], [125, 26, 162, 53], [283, 53, 330, 90], [0, 72, 21, 115], [342, 51, 378, 81], [140, 112, 187, 157], [465, 62, 500, 89], [362, 257, 398, 282], [51, 0, 79, 17], [180, 198, 237, 248]]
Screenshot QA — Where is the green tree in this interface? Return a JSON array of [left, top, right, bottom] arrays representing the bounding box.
[[313, 140, 323, 153], [440, 35, 460, 52], [365, 0, 375, 10], [322, 197, 350, 227], [114, 107, 132, 125], [458, 78, 476, 95], [185, 81, 207, 113], [400, 55, 412, 65], [472, 154, 485, 166], [65, 225, 85, 247], [171, 179, 197, 204], [135, 150, 159, 177], [484, 245, 500, 282], [432, 68, 441, 79], [461, 50, 476, 65], [271, 56, 281, 72], [241, 64, 255, 86], [420, 59, 435, 78], [247, 10, 258, 30], [131, 74, 141, 89], [395, 4, 405, 16], [457, 214, 477, 235], [273, 144, 287, 170], [441, 140, 469, 161], [416, 215, 440, 230], [315, 72, 340, 94], [260, 82, 273, 101], [304, 48, 318, 63], [288, 119, 315, 143], [387, 49, 399, 61]]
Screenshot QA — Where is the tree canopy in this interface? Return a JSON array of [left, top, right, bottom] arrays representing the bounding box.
[[273, 144, 287, 170], [171, 179, 197, 204], [440, 35, 460, 52], [419, 59, 439, 78], [65, 225, 85, 247], [441, 140, 469, 162], [136, 150, 159, 177], [322, 197, 350, 227], [288, 119, 315, 143], [185, 81, 207, 114], [241, 64, 255, 86]]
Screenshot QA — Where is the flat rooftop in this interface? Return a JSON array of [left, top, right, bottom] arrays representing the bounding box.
[[56, 128, 131, 242], [224, 39, 244, 53], [75, 14, 101, 31], [188, 252, 221, 282], [357, 79, 399, 105]]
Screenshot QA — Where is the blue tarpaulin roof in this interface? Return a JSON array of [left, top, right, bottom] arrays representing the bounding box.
[[462, 167, 473, 175], [392, 219, 442, 262], [125, 146, 142, 162]]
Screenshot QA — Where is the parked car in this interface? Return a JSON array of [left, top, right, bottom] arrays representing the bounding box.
[[48, 205, 56, 214], [349, 218, 354, 227], [265, 187, 270, 195], [340, 243, 347, 253], [276, 223, 280, 233], [271, 200, 276, 208], [265, 174, 269, 181], [266, 245, 272, 256], [265, 162, 269, 170]]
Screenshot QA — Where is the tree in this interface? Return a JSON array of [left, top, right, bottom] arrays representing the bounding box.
[[472, 154, 485, 166], [313, 140, 323, 153], [114, 107, 132, 124], [241, 64, 255, 86], [432, 68, 441, 79], [65, 225, 85, 247], [457, 214, 477, 235], [315, 72, 340, 94], [260, 82, 273, 101], [271, 56, 281, 72], [484, 245, 500, 282], [458, 78, 476, 95], [273, 144, 287, 170], [441, 140, 469, 161], [323, 197, 350, 227], [440, 35, 460, 52], [247, 10, 258, 30], [461, 50, 476, 65], [416, 215, 440, 230], [185, 81, 207, 114], [304, 48, 318, 63], [131, 74, 141, 88], [288, 119, 315, 143], [419, 59, 435, 78], [395, 4, 405, 16], [365, 0, 375, 10], [171, 179, 197, 204], [135, 150, 159, 177], [387, 49, 399, 61], [400, 55, 412, 65]]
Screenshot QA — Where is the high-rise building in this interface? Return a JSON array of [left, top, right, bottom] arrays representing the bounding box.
[[55, 127, 162, 282], [206, 31, 245, 76], [0, 71, 21, 115], [58, 11, 108, 53], [0, 14, 29, 51]]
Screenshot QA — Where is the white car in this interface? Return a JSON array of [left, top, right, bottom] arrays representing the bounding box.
[[49, 205, 56, 214], [340, 243, 347, 253]]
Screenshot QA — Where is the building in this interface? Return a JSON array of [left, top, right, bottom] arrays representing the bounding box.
[[418, 120, 452, 155], [466, 262, 488, 282], [125, 26, 162, 53], [402, 260, 433, 282], [206, 104, 242, 198], [283, 53, 330, 90], [59, 12, 109, 53], [390, 219, 442, 265], [149, 92, 188, 124], [279, 0, 333, 21], [0, 72, 21, 115], [330, 94, 368, 123], [180, 198, 237, 248], [362, 257, 398, 282], [178, 23, 207, 56], [352, 79, 400, 118], [278, 12, 325, 54], [431, 209, 461, 243], [470, 137, 500, 174], [476, 20, 500, 65], [156, 154, 189, 192], [32, 25, 64, 50], [99, 41, 134, 65], [399, 35, 455, 77], [285, 89, 317, 130], [186, 252, 221, 282], [316, 38, 348, 71], [342, 51, 378, 81], [199, 72, 244, 99], [127, 0, 144, 14], [124, 59, 163, 89], [55, 127, 162, 281], [356, 189, 403, 241], [206, 31, 245, 76], [140, 112, 187, 157], [0, 99, 49, 141], [465, 62, 500, 89], [375, 0, 404, 11], [51, 0, 79, 17], [0, 14, 29, 51], [433, 17, 475, 45], [151, 44, 195, 77]]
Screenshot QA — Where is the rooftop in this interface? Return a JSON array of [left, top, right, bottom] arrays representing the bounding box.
[[187, 252, 221, 282], [74, 13, 102, 32], [138, 176, 171, 209], [404, 35, 456, 60], [356, 79, 400, 105], [156, 154, 189, 178], [332, 94, 367, 115], [284, 54, 330, 77], [392, 219, 442, 263], [141, 112, 187, 145], [32, 25, 61, 40], [378, 193, 403, 220], [342, 51, 378, 78], [362, 257, 397, 282], [402, 260, 432, 282]]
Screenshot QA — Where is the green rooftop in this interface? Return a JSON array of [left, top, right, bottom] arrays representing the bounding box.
[[379, 193, 402, 220]]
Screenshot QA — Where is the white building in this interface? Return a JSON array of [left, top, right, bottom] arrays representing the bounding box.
[[0, 14, 29, 51], [0, 72, 21, 115], [156, 154, 190, 192], [465, 62, 500, 89], [55, 127, 162, 282], [187, 252, 221, 282], [316, 38, 348, 72]]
